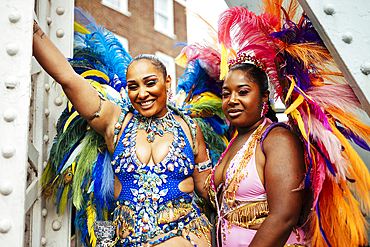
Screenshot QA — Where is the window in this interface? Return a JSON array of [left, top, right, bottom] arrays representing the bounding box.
[[154, 0, 176, 39], [102, 0, 131, 17], [155, 52, 177, 94], [114, 33, 129, 52]]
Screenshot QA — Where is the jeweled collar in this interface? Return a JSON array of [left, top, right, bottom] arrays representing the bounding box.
[[137, 108, 180, 143]]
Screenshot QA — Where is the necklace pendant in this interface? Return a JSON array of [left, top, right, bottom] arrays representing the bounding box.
[[137, 109, 178, 143], [147, 132, 155, 143]]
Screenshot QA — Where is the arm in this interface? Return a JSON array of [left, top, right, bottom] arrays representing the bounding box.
[[192, 123, 212, 201], [32, 22, 121, 150], [249, 127, 306, 247]]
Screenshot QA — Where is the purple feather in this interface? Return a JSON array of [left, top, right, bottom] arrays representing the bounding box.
[[308, 100, 332, 131], [336, 125, 370, 152], [271, 16, 325, 91]]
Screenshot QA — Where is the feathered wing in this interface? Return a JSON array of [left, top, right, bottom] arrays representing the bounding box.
[[41, 7, 132, 246], [274, 11, 370, 247], [216, 2, 370, 247]]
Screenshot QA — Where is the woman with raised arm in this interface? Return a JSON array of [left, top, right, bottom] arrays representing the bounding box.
[[33, 16, 212, 247]]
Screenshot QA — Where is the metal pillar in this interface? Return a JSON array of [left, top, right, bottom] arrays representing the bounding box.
[[298, 0, 370, 117], [0, 0, 74, 246], [36, 0, 75, 246], [0, 1, 35, 246]]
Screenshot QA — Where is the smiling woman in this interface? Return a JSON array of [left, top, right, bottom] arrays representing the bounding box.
[[33, 14, 213, 247], [207, 61, 306, 247], [126, 55, 170, 118], [109, 55, 212, 246]]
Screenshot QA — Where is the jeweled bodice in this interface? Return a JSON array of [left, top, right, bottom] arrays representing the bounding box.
[[111, 111, 195, 241]]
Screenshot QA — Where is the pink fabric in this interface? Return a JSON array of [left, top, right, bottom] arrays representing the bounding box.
[[232, 150, 266, 202], [214, 119, 305, 246]]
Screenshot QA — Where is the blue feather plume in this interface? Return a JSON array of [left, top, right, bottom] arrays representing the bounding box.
[[73, 7, 132, 92], [92, 149, 114, 209]]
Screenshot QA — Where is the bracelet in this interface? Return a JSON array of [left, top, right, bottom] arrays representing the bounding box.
[[196, 149, 212, 172], [87, 94, 105, 121]]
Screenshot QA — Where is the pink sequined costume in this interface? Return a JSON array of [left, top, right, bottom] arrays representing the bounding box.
[[207, 120, 305, 246]]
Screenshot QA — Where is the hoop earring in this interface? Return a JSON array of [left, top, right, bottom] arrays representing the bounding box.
[[261, 101, 269, 117]]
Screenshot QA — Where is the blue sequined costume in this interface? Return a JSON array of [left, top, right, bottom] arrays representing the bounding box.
[[110, 110, 211, 246]]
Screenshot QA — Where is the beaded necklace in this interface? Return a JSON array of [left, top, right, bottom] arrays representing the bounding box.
[[137, 108, 178, 143]]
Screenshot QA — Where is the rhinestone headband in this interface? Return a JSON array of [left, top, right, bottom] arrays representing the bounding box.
[[228, 53, 266, 71]]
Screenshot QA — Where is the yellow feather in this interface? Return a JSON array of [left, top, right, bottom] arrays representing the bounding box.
[[305, 101, 311, 137], [175, 53, 188, 68], [68, 101, 73, 112], [74, 22, 91, 35], [284, 94, 304, 114], [58, 184, 70, 216], [63, 111, 80, 133], [72, 161, 76, 176], [220, 44, 229, 80], [90, 80, 104, 93], [285, 76, 296, 103], [87, 201, 97, 247], [285, 76, 313, 103], [103, 209, 109, 221], [220, 135, 229, 147], [81, 70, 110, 83], [290, 109, 308, 142], [189, 92, 221, 104]]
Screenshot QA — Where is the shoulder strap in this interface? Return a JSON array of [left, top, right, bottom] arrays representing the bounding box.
[[260, 122, 290, 154], [113, 107, 129, 148], [167, 103, 197, 151]]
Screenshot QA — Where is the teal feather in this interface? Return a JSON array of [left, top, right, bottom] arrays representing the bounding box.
[[194, 118, 226, 158], [49, 117, 88, 173], [190, 99, 224, 118]]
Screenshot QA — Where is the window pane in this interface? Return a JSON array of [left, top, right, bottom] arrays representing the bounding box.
[[158, 0, 168, 11], [155, 13, 168, 30]]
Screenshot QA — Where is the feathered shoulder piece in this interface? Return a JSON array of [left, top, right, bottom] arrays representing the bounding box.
[[275, 13, 370, 247], [41, 7, 133, 245]]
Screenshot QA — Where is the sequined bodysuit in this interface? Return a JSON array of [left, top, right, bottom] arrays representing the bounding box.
[[111, 111, 210, 246], [206, 121, 304, 246]]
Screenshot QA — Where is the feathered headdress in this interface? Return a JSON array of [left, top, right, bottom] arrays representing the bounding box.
[[217, 1, 370, 246]]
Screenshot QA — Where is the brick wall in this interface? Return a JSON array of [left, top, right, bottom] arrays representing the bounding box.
[[74, 0, 186, 79]]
